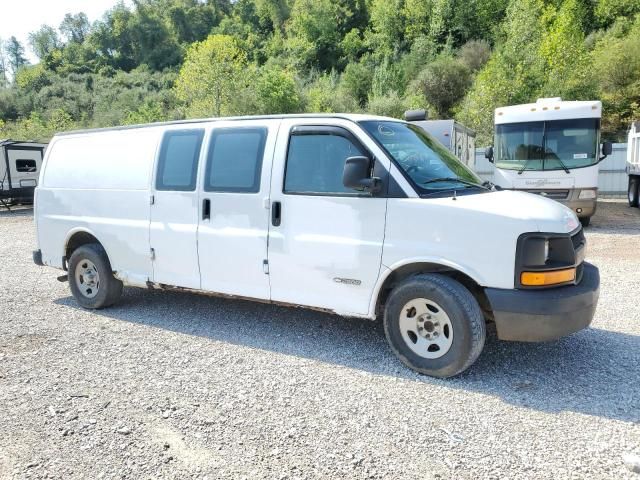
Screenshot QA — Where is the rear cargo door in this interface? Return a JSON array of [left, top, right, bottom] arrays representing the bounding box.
[[149, 128, 205, 289]]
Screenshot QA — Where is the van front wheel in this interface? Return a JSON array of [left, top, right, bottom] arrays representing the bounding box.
[[68, 244, 123, 309], [383, 274, 486, 378]]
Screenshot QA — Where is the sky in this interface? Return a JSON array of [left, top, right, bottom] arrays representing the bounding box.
[[0, 0, 128, 63]]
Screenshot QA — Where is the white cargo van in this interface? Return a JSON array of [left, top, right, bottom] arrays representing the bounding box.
[[33, 115, 600, 377]]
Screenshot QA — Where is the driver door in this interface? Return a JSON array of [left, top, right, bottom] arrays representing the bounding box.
[[267, 120, 389, 316]]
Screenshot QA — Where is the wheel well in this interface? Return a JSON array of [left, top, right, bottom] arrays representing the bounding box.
[[375, 263, 492, 320], [65, 231, 101, 267]]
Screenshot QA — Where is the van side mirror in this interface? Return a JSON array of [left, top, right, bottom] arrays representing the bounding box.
[[485, 146, 494, 163], [343, 156, 380, 192], [601, 141, 613, 158]]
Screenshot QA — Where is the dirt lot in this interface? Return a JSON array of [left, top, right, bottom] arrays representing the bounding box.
[[1, 200, 639, 480]]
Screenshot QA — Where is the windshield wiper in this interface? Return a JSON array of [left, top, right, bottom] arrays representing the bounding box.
[[517, 159, 534, 175], [552, 155, 571, 174], [420, 177, 488, 189]]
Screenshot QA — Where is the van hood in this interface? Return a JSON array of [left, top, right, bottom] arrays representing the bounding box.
[[442, 190, 580, 233]]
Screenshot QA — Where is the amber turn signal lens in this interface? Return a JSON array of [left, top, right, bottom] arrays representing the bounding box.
[[521, 268, 576, 286]]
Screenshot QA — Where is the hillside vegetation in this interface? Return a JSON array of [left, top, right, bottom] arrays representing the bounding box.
[[0, 0, 638, 145]]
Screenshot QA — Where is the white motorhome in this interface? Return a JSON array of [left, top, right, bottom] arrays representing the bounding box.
[[485, 98, 612, 227], [627, 121, 640, 207], [0, 140, 47, 208], [404, 110, 476, 168], [33, 114, 599, 377]]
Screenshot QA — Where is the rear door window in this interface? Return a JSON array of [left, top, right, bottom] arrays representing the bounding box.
[[204, 128, 267, 193], [156, 129, 204, 191]]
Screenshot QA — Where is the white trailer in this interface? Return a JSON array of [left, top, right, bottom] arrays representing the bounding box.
[[0, 140, 47, 208], [485, 98, 612, 227], [404, 110, 476, 168], [627, 121, 640, 207]]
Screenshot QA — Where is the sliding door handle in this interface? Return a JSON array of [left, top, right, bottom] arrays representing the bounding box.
[[202, 198, 211, 221], [271, 201, 281, 226]]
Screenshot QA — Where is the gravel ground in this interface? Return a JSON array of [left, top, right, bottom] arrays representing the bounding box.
[[1, 200, 639, 480]]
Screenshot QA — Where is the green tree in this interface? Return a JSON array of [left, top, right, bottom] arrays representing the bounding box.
[[5, 36, 29, 78], [175, 34, 247, 117], [254, 67, 301, 113], [366, 0, 406, 58], [592, 15, 640, 139], [539, 0, 595, 99], [59, 12, 90, 43], [341, 60, 373, 107], [28, 25, 61, 60], [457, 39, 491, 72], [284, 0, 342, 71], [0, 39, 8, 87], [457, 0, 546, 143], [595, 0, 640, 27]]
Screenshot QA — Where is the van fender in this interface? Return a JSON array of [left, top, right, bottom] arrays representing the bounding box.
[[63, 227, 107, 265], [367, 257, 486, 318]]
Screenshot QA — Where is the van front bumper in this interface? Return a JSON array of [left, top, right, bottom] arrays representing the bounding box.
[[485, 262, 599, 342]]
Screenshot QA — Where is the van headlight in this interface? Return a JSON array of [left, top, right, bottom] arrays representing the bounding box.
[[515, 231, 582, 288], [578, 189, 597, 200]]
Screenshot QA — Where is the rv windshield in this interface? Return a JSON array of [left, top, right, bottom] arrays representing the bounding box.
[[360, 121, 483, 194], [494, 118, 599, 171]]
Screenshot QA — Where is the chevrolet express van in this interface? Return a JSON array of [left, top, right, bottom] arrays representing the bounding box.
[[33, 115, 600, 377]]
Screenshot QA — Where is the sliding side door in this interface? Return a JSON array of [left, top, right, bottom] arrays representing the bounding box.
[[149, 127, 205, 289], [196, 120, 278, 300]]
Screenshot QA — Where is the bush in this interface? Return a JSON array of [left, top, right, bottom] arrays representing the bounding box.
[[411, 55, 471, 117]]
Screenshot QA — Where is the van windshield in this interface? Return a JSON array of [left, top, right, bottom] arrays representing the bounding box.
[[360, 121, 484, 194]]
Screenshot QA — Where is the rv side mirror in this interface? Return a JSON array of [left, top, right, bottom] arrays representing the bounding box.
[[601, 141, 613, 157], [343, 156, 380, 192], [485, 146, 494, 163]]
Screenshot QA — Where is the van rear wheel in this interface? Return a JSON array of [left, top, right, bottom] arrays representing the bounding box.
[[383, 274, 486, 378], [68, 244, 123, 309]]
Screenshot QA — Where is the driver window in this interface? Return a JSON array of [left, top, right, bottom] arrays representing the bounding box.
[[284, 133, 366, 195]]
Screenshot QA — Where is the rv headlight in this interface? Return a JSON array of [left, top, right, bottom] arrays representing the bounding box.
[[578, 189, 597, 200]]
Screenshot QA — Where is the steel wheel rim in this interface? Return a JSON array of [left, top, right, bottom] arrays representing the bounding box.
[[399, 298, 454, 359], [75, 259, 100, 299]]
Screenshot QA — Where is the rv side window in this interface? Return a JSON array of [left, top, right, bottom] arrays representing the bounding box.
[[156, 129, 204, 191], [284, 130, 366, 195], [16, 159, 37, 172], [204, 128, 267, 193]]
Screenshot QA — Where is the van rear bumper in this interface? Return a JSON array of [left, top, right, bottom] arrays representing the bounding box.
[[485, 263, 599, 342]]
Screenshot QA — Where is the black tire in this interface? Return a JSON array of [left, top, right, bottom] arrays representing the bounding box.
[[629, 176, 639, 208], [579, 216, 591, 227], [68, 243, 123, 309], [383, 274, 486, 378]]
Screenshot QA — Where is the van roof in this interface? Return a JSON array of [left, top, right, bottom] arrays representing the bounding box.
[[55, 113, 401, 137]]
